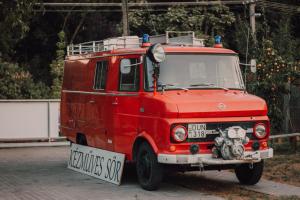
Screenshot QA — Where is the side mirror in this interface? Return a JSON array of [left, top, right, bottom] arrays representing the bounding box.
[[146, 43, 166, 63], [250, 59, 257, 73], [120, 59, 131, 74], [120, 56, 143, 74]]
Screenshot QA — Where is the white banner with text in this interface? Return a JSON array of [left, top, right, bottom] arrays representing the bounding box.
[[68, 144, 125, 185]]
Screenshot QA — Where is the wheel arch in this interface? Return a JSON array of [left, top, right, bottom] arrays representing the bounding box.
[[132, 132, 158, 161]]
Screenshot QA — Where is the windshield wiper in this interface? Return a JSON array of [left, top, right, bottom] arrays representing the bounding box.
[[157, 83, 189, 92], [189, 83, 229, 91]]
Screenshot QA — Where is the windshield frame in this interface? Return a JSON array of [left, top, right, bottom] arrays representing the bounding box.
[[143, 53, 245, 92]]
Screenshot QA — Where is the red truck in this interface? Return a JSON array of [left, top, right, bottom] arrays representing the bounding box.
[[60, 32, 273, 190]]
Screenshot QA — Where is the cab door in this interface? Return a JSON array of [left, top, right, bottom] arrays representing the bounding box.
[[105, 55, 142, 154]]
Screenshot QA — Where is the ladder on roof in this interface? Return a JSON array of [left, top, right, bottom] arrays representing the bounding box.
[[67, 31, 205, 56]]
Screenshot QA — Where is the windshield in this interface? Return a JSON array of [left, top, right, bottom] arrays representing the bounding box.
[[145, 54, 245, 91]]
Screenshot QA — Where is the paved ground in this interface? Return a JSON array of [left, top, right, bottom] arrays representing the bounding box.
[[0, 147, 222, 200], [1, 147, 299, 200], [199, 171, 300, 197], [171, 171, 300, 197]]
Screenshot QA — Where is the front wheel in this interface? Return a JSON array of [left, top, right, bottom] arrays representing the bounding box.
[[235, 160, 264, 185], [136, 142, 163, 190]]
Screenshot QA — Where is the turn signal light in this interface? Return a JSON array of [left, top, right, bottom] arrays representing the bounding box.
[[169, 145, 176, 152], [262, 141, 268, 149]]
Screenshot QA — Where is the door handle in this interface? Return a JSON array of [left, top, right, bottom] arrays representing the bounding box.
[[68, 119, 75, 128], [112, 98, 118, 105], [89, 100, 95, 103]]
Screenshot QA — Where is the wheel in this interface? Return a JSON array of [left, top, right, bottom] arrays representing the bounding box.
[[136, 142, 163, 190], [235, 160, 264, 185], [77, 134, 87, 146]]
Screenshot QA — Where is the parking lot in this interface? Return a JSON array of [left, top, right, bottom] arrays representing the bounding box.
[[0, 146, 299, 200]]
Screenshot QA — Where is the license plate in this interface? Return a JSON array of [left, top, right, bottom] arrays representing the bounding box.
[[188, 124, 207, 138]]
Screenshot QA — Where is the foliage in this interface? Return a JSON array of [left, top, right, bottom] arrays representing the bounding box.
[[232, 15, 256, 61], [0, 0, 37, 60], [0, 0, 51, 100], [128, 5, 235, 40], [50, 31, 66, 98], [271, 15, 297, 62], [0, 59, 50, 99], [247, 40, 300, 132], [232, 11, 300, 133]]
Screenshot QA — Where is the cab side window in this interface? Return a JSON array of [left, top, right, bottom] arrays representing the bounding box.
[[94, 61, 108, 90], [119, 58, 140, 91]]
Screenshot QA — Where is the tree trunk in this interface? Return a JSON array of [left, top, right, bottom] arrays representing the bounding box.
[[70, 14, 86, 44]]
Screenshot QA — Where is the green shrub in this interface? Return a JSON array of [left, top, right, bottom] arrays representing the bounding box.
[[0, 60, 50, 99]]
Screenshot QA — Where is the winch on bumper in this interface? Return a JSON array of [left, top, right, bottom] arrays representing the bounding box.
[[157, 148, 273, 165]]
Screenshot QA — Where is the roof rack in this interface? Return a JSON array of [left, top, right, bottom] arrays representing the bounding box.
[[149, 31, 204, 46], [67, 31, 205, 56]]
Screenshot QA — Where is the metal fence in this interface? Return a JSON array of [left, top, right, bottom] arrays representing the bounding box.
[[0, 100, 62, 141]]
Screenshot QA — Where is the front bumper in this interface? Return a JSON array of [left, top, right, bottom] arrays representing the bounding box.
[[157, 148, 273, 165]]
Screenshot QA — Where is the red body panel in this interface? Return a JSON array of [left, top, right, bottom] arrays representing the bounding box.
[[60, 46, 269, 161]]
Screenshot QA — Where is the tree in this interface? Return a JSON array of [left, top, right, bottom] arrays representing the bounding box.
[[271, 15, 296, 62], [0, 58, 49, 99], [249, 40, 300, 132], [128, 5, 235, 41], [232, 15, 256, 62], [0, 0, 37, 60], [0, 0, 51, 99], [50, 31, 66, 98]]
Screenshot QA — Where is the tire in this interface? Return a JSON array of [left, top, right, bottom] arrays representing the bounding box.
[[136, 142, 163, 191], [77, 134, 87, 146], [235, 160, 264, 185]]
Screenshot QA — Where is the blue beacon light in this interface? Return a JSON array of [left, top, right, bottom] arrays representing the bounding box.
[[142, 34, 151, 47], [143, 34, 150, 43], [215, 35, 221, 44], [214, 35, 223, 48]]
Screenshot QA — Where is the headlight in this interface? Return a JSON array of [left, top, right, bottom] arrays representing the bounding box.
[[254, 123, 267, 139], [146, 43, 166, 63], [171, 125, 187, 142]]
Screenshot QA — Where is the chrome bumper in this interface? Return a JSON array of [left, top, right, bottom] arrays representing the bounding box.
[[157, 148, 273, 165]]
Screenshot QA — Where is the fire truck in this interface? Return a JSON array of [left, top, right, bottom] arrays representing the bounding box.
[[60, 31, 273, 190]]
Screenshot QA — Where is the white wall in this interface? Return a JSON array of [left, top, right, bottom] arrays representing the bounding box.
[[0, 100, 61, 141]]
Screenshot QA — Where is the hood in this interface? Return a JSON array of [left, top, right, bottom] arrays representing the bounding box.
[[159, 90, 267, 118]]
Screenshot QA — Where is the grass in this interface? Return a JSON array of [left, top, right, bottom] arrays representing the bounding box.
[[264, 140, 300, 187]]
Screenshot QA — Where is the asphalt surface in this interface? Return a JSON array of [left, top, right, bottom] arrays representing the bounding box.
[[1, 146, 299, 200]]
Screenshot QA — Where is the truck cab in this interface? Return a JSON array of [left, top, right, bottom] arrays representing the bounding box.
[[60, 32, 273, 190]]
